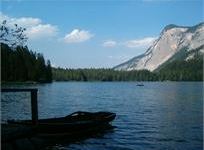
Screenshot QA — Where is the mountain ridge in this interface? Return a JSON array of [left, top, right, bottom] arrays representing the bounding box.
[[114, 22, 204, 72]]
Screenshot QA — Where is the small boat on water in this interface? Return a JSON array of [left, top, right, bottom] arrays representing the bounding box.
[[137, 84, 144, 86], [7, 111, 116, 138]]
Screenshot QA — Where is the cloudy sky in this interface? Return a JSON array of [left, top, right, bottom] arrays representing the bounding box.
[[1, 0, 203, 68]]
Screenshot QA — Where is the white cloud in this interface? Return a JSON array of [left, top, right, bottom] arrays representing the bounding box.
[[102, 37, 157, 49], [0, 12, 58, 40], [12, 17, 41, 28], [0, 12, 41, 28], [63, 29, 94, 43], [26, 24, 58, 39], [103, 40, 117, 47], [124, 37, 157, 48]]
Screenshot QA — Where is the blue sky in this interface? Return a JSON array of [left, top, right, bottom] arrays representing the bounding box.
[[1, 0, 203, 68]]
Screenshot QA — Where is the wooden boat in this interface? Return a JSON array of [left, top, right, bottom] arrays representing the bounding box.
[[136, 84, 144, 86], [7, 111, 116, 138]]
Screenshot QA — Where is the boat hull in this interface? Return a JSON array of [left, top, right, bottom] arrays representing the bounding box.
[[7, 111, 116, 137]]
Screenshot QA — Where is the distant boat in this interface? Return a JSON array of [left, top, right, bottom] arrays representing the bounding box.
[[136, 84, 144, 86], [7, 111, 116, 137]]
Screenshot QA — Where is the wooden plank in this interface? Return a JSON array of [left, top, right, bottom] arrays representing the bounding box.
[[1, 88, 37, 92]]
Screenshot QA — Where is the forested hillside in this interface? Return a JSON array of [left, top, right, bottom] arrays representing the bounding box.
[[158, 56, 203, 81]]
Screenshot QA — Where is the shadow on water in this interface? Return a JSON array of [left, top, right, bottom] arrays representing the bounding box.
[[44, 125, 116, 150], [1, 123, 116, 150]]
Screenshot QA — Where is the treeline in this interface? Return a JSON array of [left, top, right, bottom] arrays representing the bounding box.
[[52, 68, 158, 81], [2, 39, 202, 82], [1, 20, 203, 82], [1, 43, 52, 83], [53, 57, 203, 81]]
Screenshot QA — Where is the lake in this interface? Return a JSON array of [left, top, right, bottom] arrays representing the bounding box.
[[1, 82, 203, 150]]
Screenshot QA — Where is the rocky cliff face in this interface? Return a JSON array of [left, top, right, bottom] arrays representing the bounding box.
[[114, 23, 204, 71]]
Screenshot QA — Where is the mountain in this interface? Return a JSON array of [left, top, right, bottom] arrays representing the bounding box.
[[114, 22, 204, 72]]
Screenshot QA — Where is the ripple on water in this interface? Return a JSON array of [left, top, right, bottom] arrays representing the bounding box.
[[1, 82, 203, 150]]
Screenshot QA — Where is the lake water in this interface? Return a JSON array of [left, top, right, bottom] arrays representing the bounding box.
[[1, 82, 203, 150]]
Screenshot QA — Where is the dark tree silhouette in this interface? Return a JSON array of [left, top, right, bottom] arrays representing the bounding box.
[[1, 20, 52, 83], [0, 20, 28, 48]]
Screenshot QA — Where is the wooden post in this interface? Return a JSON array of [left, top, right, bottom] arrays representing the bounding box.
[[1, 88, 39, 125], [31, 89, 38, 125]]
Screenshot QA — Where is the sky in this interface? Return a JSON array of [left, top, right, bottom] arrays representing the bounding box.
[[1, 0, 203, 68]]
